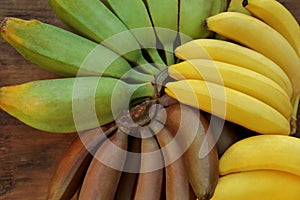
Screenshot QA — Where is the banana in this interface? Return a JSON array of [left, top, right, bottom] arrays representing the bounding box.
[[210, 170, 300, 200], [211, 0, 228, 16], [144, 0, 178, 65], [47, 125, 115, 200], [174, 39, 293, 98], [0, 77, 155, 133], [115, 135, 141, 200], [160, 103, 219, 199], [205, 12, 300, 103], [179, 0, 214, 42], [243, 0, 300, 57], [165, 80, 290, 135], [155, 127, 194, 200], [105, 0, 166, 68], [181, 110, 219, 199], [133, 136, 163, 200], [219, 135, 300, 177], [227, 0, 251, 15], [0, 17, 154, 82], [168, 59, 292, 118], [47, 0, 159, 75], [78, 129, 128, 200]]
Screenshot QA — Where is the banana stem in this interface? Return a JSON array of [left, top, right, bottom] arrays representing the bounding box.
[[133, 55, 160, 75], [291, 94, 300, 134], [130, 82, 156, 101], [146, 48, 166, 70]]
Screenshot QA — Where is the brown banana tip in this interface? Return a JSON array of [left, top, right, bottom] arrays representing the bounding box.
[[204, 20, 208, 29], [0, 17, 9, 32], [242, 0, 248, 7]]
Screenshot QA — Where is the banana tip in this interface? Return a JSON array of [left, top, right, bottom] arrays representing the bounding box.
[[0, 17, 10, 33], [242, 0, 248, 7]]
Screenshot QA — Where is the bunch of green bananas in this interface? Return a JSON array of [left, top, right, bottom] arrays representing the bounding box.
[[165, 0, 300, 136]]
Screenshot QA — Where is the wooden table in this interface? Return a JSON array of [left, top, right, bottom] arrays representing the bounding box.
[[0, 0, 300, 199]]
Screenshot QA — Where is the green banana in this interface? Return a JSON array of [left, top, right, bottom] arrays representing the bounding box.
[[47, 0, 159, 75], [211, 0, 228, 16], [105, 0, 166, 68], [0, 17, 154, 82], [144, 0, 178, 65], [0, 77, 155, 133], [179, 0, 215, 43], [227, 0, 251, 15]]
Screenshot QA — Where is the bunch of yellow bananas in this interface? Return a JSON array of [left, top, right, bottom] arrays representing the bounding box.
[[211, 135, 300, 199], [166, 0, 300, 136]]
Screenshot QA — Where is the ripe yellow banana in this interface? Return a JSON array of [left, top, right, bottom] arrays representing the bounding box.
[[219, 135, 300, 177], [168, 59, 292, 118], [165, 80, 290, 135], [174, 39, 293, 98], [211, 170, 300, 200], [205, 12, 300, 103], [243, 0, 300, 57]]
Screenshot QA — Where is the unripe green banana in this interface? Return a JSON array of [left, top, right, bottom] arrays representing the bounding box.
[[0, 77, 155, 133], [227, 0, 251, 15], [0, 17, 154, 82], [179, 0, 214, 43], [48, 0, 159, 75], [211, 0, 228, 16], [105, 0, 166, 68], [144, 0, 178, 65]]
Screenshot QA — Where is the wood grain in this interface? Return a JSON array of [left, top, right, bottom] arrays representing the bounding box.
[[0, 0, 300, 199]]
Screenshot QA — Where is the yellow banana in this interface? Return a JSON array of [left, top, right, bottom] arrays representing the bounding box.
[[219, 135, 300, 177], [211, 170, 300, 200], [165, 80, 290, 135], [206, 12, 300, 103], [168, 59, 292, 118], [243, 0, 300, 57], [174, 39, 293, 98]]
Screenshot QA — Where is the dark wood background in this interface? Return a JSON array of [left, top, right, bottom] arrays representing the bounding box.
[[0, 0, 300, 199]]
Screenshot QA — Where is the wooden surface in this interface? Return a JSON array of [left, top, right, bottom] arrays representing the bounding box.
[[0, 0, 300, 199]]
